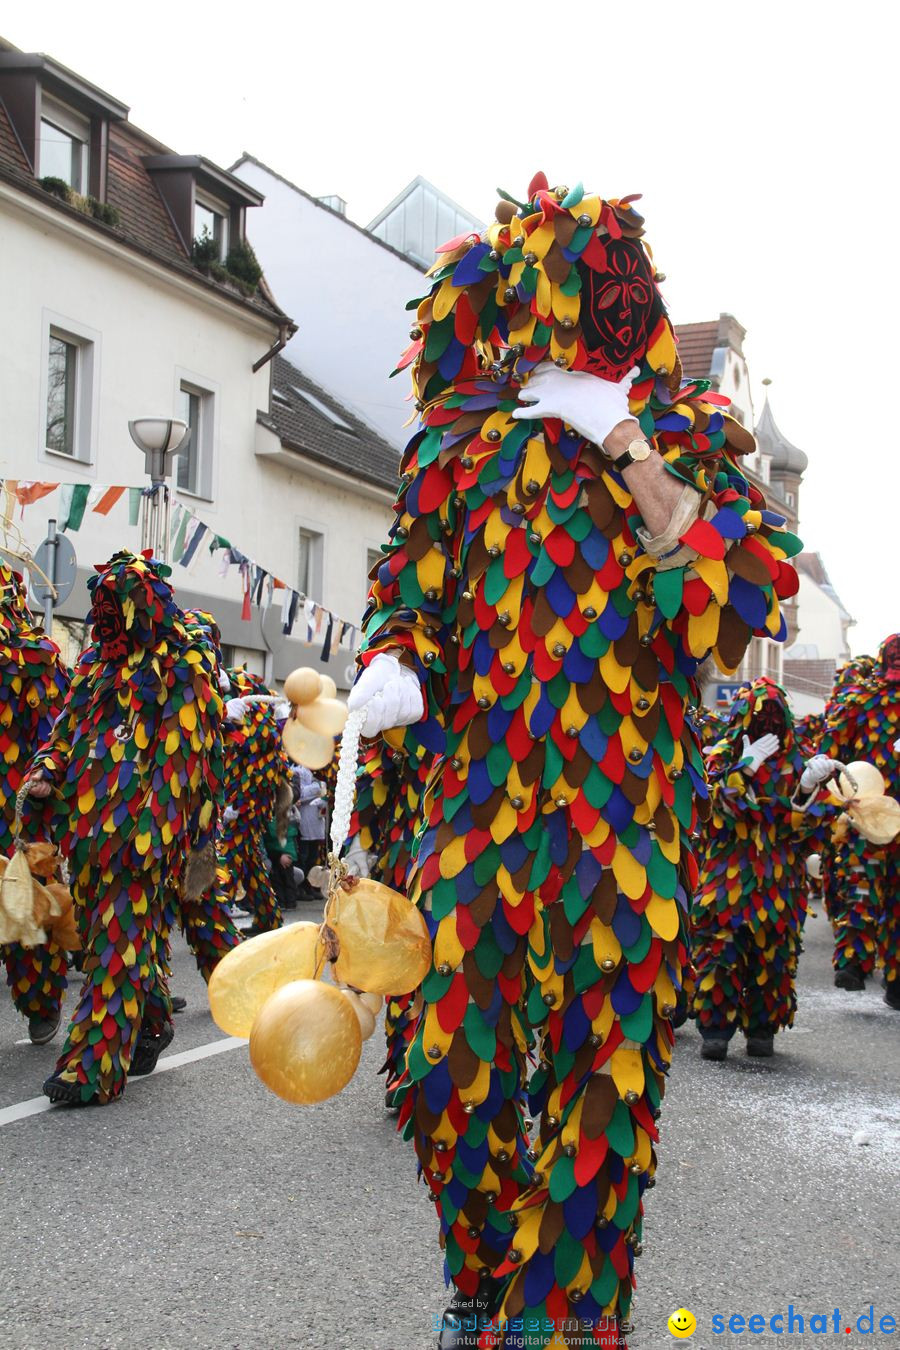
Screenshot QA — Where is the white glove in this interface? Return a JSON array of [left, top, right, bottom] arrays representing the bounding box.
[[344, 837, 371, 880], [740, 733, 779, 776], [225, 697, 248, 724], [222, 804, 239, 824], [346, 652, 425, 737], [218, 671, 232, 693], [511, 364, 639, 451], [893, 737, 900, 754], [799, 754, 841, 793]]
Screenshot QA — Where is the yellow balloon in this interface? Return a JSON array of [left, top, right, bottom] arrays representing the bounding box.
[[833, 761, 886, 801], [296, 696, 348, 738], [329, 878, 431, 996], [283, 717, 335, 769], [283, 667, 323, 706], [208, 923, 321, 1036], [339, 987, 377, 1040], [319, 675, 338, 699], [249, 979, 362, 1104]]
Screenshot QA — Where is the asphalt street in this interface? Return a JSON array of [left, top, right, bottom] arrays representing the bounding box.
[[0, 903, 897, 1350]]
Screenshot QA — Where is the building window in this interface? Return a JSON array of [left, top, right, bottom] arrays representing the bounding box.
[[298, 527, 324, 598], [46, 334, 77, 454], [176, 380, 214, 498], [194, 196, 229, 259], [44, 324, 95, 462], [785, 491, 795, 509], [39, 98, 89, 191]]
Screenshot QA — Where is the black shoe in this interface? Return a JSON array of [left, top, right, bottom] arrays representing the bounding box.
[[42, 1073, 93, 1106], [747, 1034, 774, 1057], [28, 1012, 61, 1045], [171, 996, 187, 1014], [884, 982, 900, 1011], [835, 963, 866, 991], [130, 1023, 174, 1076], [700, 1038, 728, 1061], [437, 1275, 501, 1349]]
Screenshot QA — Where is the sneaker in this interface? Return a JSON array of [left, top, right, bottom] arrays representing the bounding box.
[[28, 1013, 61, 1045], [171, 996, 187, 1014], [224, 904, 249, 920], [700, 1037, 728, 1061]]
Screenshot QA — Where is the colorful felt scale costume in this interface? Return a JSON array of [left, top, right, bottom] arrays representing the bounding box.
[[350, 738, 433, 1103], [30, 552, 223, 1104], [818, 637, 900, 1005], [217, 667, 291, 934], [691, 678, 823, 1053], [358, 176, 800, 1348], [0, 563, 70, 1040]]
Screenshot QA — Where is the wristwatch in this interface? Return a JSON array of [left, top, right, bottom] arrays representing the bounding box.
[[608, 437, 653, 471]]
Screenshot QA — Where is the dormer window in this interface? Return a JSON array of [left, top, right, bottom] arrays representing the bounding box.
[[194, 194, 229, 259], [39, 96, 90, 191]]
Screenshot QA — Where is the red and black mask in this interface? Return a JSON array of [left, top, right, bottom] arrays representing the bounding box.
[[92, 587, 129, 661], [749, 700, 786, 741], [881, 633, 900, 684], [576, 238, 663, 380]]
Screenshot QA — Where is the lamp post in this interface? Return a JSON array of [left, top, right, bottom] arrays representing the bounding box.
[[128, 418, 190, 562]]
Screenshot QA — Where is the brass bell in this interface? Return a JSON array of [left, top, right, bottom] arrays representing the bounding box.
[[502, 662, 516, 675], [462, 591, 474, 602], [410, 326, 423, 340], [584, 607, 597, 620], [570, 1289, 585, 1303], [525, 479, 540, 494], [497, 611, 511, 627], [461, 456, 474, 470], [528, 532, 542, 545], [427, 1045, 442, 1059], [507, 1248, 522, 1264], [625, 1090, 639, 1105], [463, 1102, 476, 1114], [630, 1162, 643, 1175], [554, 356, 568, 367], [434, 1140, 448, 1153], [566, 726, 579, 739], [510, 796, 524, 810], [577, 213, 592, 226], [619, 552, 632, 566], [542, 992, 556, 1006], [437, 963, 452, 976], [589, 1033, 602, 1047], [629, 747, 643, 762], [496, 1149, 510, 1163], [477, 697, 491, 709], [639, 634, 653, 647], [467, 1227, 480, 1239], [487, 429, 502, 442], [450, 758, 462, 770], [555, 795, 569, 808], [601, 958, 616, 972], [560, 316, 574, 329], [488, 545, 501, 557], [563, 1144, 576, 1158], [636, 697, 650, 711], [523, 251, 537, 264], [423, 652, 436, 666], [503, 287, 517, 302], [552, 643, 566, 658]]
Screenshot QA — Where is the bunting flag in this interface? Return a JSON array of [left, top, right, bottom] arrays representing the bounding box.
[[92, 485, 127, 516], [179, 517, 208, 570], [14, 481, 59, 507], [59, 483, 91, 532], [128, 487, 142, 526]]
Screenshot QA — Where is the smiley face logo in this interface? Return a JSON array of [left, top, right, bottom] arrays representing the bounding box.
[[667, 1308, 697, 1338]]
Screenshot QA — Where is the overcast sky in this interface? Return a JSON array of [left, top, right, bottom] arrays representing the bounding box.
[[7, 1, 897, 654]]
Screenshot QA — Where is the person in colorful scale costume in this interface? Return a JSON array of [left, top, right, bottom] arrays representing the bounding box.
[[24, 551, 224, 1104], [690, 678, 825, 1061], [347, 175, 801, 1350], [157, 612, 242, 991], [804, 637, 900, 1008], [348, 738, 434, 1107], [216, 666, 292, 936], [0, 562, 71, 1044]]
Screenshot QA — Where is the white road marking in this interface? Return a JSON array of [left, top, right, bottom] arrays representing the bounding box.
[[0, 1034, 246, 1128]]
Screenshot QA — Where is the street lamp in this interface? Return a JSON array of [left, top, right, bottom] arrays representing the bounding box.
[[128, 417, 190, 562]]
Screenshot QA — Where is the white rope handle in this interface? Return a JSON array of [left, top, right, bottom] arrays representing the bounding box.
[[329, 708, 365, 857]]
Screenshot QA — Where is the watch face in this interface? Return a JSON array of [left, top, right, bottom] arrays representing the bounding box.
[[627, 439, 651, 461]]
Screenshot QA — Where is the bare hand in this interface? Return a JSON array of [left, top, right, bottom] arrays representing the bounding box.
[[24, 772, 52, 799]]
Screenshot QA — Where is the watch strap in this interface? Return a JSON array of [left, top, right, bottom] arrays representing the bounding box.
[[610, 437, 651, 472]]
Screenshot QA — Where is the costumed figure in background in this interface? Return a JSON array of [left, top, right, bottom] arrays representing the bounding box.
[[348, 175, 800, 1349], [347, 738, 434, 1107], [216, 667, 292, 936], [25, 551, 223, 1104], [0, 562, 70, 1043], [802, 637, 900, 1007], [157, 611, 243, 991], [691, 678, 823, 1060]]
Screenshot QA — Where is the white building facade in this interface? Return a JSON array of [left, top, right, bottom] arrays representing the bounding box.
[[0, 41, 397, 689]]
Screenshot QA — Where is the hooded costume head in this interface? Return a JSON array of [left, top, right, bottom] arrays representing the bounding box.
[[880, 633, 900, 684], [398, 172, 756, 460], [87, 550, 182, 661], [712, 677, 795, 763]]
